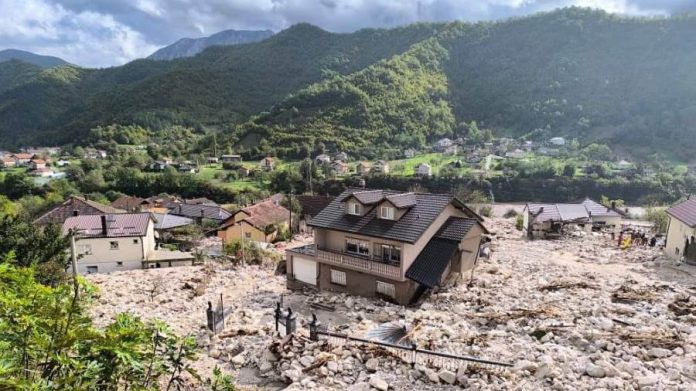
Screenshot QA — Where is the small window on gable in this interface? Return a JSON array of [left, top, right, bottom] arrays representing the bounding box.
[[133, 239, 139, 245], [348, 202, 361, 215], [380, 206, 395, 220], [110, 241, 119, 250]]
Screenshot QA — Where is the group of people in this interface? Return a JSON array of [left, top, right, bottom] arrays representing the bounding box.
[[613, 229, 662, 249]]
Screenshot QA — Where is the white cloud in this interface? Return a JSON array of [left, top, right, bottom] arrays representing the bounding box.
[[0, 0, 158, 67]]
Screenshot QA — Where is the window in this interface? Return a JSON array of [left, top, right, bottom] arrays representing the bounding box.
[[133, 239, 139, 244], [348, 202, 361, 215], [346, 238, 369, 256], [376, 281, 396, 299], [331, 269, 347, 286], [380, 244, 401, 264], [86, 266, 98, 274], [109, 241, 119, 250], [380, 206, 395, 220], [245, 232, 252, 239], [77, 244, 92, 255], [116, 262, 123, 267]]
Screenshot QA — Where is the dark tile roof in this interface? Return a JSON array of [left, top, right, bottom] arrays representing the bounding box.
[[667, 198, 696, 227], [340, 190, 384, 205], [405, 239, 459, 288], [62, 213, 153, 238], [36, 196, 126, 225], [311, 188, 481, 244], [582, 198, 623, 218], [184, 197, 218, 206], [435, 217, 478, 242], [152, 213, 194, 230], [386, 193, 417, 208], [296, 195, 335, 218], [169, 203, 232, 222]]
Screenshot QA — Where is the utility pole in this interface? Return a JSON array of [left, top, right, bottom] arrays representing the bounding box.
[[288, 192, 293, 242], [69, 229, 79, 299]]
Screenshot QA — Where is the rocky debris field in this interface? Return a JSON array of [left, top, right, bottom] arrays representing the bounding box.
[[86, 218, 696, 390]]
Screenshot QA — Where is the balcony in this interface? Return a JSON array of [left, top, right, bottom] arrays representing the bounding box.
[[315, 247, 402, 280]]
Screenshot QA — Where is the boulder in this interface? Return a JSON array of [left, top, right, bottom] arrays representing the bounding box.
[[369, 376, 389, 391], [438, 370, 456, 385], [365, 358, 379, 372]]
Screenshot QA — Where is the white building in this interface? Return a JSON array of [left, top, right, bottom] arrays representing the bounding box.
[[665, 198, 696, 264], [549, 137, 566, 146], [63, 213, 194, 274], [415, 163, 432, 177]]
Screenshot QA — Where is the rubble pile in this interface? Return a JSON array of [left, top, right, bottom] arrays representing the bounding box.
[[86, 218, 696, 389]]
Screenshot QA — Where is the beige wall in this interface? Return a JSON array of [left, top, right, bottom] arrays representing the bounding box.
[[592, 216, 622, 233], [666, 216, 696, 260], [218, 220, 285, 243], [459, 224, 484, 273]]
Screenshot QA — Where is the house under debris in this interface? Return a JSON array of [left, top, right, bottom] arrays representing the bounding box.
[[523, 198, 624, 239]]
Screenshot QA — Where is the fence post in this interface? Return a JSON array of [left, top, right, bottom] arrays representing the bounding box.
[[285, 307, 296, 335], [206, 301, 214, 333], [309, 313, 320, 341], [411, 343, 418, 367], [274, 302, 281, 332]]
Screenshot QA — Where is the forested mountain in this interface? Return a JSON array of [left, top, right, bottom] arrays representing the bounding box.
[[0, 8, 695, 159], [0, 49, 70, 68], [0, 60, 43, 93], [148, 29, 274, 60]]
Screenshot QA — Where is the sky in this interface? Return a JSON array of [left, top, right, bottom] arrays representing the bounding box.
[[0, 0, 694, 68]]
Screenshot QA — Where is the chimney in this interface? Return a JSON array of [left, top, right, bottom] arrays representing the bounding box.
[[611, 201, 616, 210], [100, 215, 107, 236], [73, 210, 79, 216], [83, 194, 89, 201]]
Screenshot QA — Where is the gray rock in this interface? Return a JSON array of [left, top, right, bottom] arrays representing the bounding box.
[[209, 348, 221, 359], [300, 355, 314, 367], [424, 368, 440, 383], [347, 382, 371, 391], [327, 361, 339, 372], [648, 348, 672, 358], [636, 375, 658, 387], [585, 363, 605, 378], [369, 376, 389, 391], [438, 370, 456, 384], [365, 358, 379, 372]]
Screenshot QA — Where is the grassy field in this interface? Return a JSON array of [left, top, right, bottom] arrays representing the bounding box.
[[197, 164, 263, 192], [389, 153, 467, 176]]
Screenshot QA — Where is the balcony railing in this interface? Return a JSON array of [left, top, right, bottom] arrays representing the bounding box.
[[315, 247, 402, 280]]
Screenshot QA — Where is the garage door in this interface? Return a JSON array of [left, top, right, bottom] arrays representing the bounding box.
[[293, 256, 317, 286]]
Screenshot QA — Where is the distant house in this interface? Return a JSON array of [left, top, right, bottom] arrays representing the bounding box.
[[415, 163, 432, 177], [330, 160, 349, 175], [296, 195, 335, 233], [314, 154, 331, 165], [260, 157, 275, 171], [237, 166, 251, 177], [220, 154, 242, 163], [356, 162, 371, 176], [549, 137, 566, 146], [334, 152, 348, 162], [29, 159, 47, 170], [505, 149, 526, 159], [443, 145, 458, 155], [63, 213, 195, 274], [616, 160, 633, 170], [30, 167, 54, 177], [666, 198, 696, 264], [169, 203, 232, 224], [371, 160, 390, 174], [56, 159, 70, 167], [36, 196, 126, 225], [1, 156, 16, 168], [149, 161, 169, 171], [434, 138, 454, 152], [404, 148, 417, 158], [176, 162, 197, 173], [12, 153, 33, 166], [207, 157, 219, 164], [218, 199, 292, 244], [111, 195, 154, 212], [84, 149, 108, 159]]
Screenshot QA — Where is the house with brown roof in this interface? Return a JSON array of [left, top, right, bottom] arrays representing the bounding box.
[[12, 153, 34, 166], [286, 189, 488, 305], [36, 196, 126, 225], [63, 213, 194, 274], [666, 198, 696, 264], [259, 157, 275, 171], [356, 162, 371, 176], [110, 195, 155, 212], [29, 159, 47, 170], [218, 199, 292, 244], [1, 156, 17, 168]]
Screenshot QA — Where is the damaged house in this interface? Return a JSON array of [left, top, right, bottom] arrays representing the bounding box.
[[665, 198, 696, 264], [286, 189, 488, 305], [523, 198, 624, 239]]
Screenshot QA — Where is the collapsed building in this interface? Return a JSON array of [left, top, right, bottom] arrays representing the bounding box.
[[523, 198, 624, 239]]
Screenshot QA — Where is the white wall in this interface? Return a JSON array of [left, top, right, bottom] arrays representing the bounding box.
[[666, 216, 696, 260], [71, 228, 153, 274]]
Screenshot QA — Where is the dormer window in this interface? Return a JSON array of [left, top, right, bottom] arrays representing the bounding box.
[[380, 206, 395, 220], [348, 202, 361, 215]]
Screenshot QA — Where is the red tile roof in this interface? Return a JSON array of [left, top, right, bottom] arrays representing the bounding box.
[[667, 198, 696, 227], [63, 213, 153, 238]]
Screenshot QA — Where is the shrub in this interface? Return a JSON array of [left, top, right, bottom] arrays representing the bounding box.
[[503, 208, 518, 218], [515, 214, 524, 231], [478, 205, 493, 217]]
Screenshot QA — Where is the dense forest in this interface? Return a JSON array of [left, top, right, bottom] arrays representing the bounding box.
[[0, 8, 695, 160]]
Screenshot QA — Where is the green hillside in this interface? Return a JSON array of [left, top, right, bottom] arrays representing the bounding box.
[[0, 8, 695, 159], [0, 60, 43, 93]]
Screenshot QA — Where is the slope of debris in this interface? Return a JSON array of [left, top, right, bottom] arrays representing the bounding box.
[[86, 218, 696, 390]]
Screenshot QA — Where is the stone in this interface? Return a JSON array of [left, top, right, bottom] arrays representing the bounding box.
[[259, 360, 273, 373], [231, 354, 245, 365], [534, 364, 552, 379], [365, 358, 379, 372], [347, 382, 371, 391], [327, 361, 339, 372], [424, 368, 440, 383], [636, 375, 657, 387], [648, 348, 672, 358], [585, 363, 605, 378], [300, 355, 315, 367], [369, 376, 389, 391], [514, 360, 537, 372], [438, 370, 456, 385], [209, 348, 221, 359], [345, 297, 355, 309]]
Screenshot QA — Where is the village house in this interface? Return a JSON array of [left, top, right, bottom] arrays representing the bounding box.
[[218, 199, 292, 244], [415, 162, 432, 177], [505, 149, 526, 159], [84, 148, 108, 159], [296, 195, 335, 234], [522, 198, 623, 239], [260, 157, 275, 171], [220, 154, 242, 163], [110, 195, 155, 212], [549, 137, 566, 146], [371, 160, 390, 175], [356, 162, 371, 176], [29, 159, 47, 170], [63, 213, 195, 274], [433, 138, 454, 152], [207, 157, 219, 164], [404, 148, 417, 158], [330, 160, 349, 175], [237, 166, 251, 177], [315, 154, 331, 165], [36, 196, 125, 225], [1, 156, 17, 168], [443, 145, 458, 155], [175, 162, 197, 173], [56, 159, 70, 167], [334, 152, 348, 162], [12, 153, 34, 166], [30, 167, 54, 177], [286, 189, 487, 304], [149, 161, 170, 171], [665, 198, 696, 264]]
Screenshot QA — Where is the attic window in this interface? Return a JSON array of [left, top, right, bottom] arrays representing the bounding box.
[[380, 206, 395, 220], [348, 202, 361, 215]]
